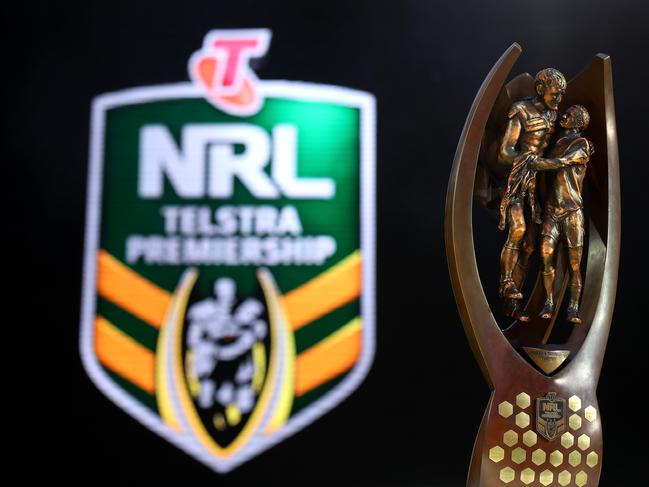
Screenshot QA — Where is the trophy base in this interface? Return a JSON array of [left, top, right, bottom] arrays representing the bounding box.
[[467, 384, 601, 487]]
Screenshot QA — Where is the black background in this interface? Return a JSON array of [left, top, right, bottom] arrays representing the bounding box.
[[9, 0, 648, 485]]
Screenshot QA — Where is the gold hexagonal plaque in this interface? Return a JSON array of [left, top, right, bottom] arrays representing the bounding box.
[[587, 451, 599, 468], [520, 468, 535, 485], [569, 413, 582, 430], [568, 395, 582, 412], [578, 434, 591, 451], [500, 467, 515, 483], [539, 469, 554, 486], [550, 450, 564, 467], [516, 413, 530, 428], [489, 446, 505, 463], [499, 401, 514, 418], [532, 448, 547, 466], [503, 429, 518, 447], [569, 450, 582, 467], [561, 432, 574, 449], [522, 430, 537, 447], [576, 470, 588, 487], [584, 405, 597, 422], [515, 412, 530, 429], [558, 470, 572, 486], [512, 447, 527, 464], [516, 392, 531, 409]]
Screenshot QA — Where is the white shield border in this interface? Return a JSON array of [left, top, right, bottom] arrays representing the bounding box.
[[79, 81, 376, 473]]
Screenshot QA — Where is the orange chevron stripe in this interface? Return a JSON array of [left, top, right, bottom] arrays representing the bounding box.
[[95, 316, 156, 394], [281, 251, 361, 331], [294, 318, 361, 397], [97, 250, 171, 328]]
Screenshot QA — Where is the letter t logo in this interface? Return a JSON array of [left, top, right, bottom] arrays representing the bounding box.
[[189, 29, 271, 116]]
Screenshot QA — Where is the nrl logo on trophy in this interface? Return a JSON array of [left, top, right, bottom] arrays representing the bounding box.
[[80, 29, 376, 473], [536, 392, 566, 441]]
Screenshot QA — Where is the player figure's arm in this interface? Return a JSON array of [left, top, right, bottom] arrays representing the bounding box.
[[531, 140, 593, 171], [498, 116, 522, 166]]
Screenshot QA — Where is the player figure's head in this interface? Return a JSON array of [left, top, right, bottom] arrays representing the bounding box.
[[535, 68, 567, 110], [560, 105, 590, 132]]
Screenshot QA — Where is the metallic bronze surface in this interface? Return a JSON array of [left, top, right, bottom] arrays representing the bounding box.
[[522, 347, 570, 375], [445, 43, 619, 486]]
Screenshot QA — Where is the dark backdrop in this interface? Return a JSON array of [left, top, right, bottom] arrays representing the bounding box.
[[9, 0, 648, 485]]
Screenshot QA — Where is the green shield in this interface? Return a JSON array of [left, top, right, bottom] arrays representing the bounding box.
[[81, 81, 375, 472]]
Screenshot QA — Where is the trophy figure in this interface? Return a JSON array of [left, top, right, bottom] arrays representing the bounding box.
[[445, 43, 619, 486]]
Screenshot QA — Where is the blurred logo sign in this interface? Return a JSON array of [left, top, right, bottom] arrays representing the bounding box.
[[80, 29, 376, 473]]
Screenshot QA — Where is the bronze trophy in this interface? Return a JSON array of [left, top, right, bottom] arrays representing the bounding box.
[[445, 44, 620, 486]]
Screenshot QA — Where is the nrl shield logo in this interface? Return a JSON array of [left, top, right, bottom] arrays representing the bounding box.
[[536, 392, 566, 441], [80, 29, 376, 473]]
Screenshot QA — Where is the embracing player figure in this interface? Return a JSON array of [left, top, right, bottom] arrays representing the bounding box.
[[497, 68, 591, 323], [537, 105, 594, 324], [497, 68, 566, 319]]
